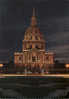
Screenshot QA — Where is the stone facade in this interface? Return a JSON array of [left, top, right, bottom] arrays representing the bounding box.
[[14, 8, 54, 73]]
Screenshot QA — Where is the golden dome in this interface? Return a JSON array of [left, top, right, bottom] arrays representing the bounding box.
[[24, 8, 44, 41]]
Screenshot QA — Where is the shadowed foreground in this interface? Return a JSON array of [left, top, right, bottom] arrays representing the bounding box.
[[0, 75, 69, 98]]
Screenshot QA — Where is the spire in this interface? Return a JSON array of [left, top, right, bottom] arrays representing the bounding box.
[[33, 8, 35, 16], [30, 8, 37, 26]]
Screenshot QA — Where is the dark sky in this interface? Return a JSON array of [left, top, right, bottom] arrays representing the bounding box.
[[0, 0, 69, 62]]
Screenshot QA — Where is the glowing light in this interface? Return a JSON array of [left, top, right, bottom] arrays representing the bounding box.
[[66, 64, 69, 68], [0, 64, 3, 67]]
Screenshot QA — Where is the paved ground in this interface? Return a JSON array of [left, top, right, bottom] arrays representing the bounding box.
[[0, 74, 69, 98]]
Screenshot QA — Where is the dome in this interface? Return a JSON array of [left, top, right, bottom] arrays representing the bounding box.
[[24, 26, 44, 41], [24, 8, 44, 41]]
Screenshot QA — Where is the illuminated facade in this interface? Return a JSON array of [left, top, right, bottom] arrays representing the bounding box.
[[14, 8, 54, 73]]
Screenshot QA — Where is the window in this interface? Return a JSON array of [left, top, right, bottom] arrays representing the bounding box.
[[19, 56, 22, 60], [46, 56, 49, 60], [19, 56, 22, 63], [29, 45, 32, 49], [35, 45, 39, 49], [35, 45, 40, 49], [32, 56, 36, 62], [35, 36, 38, 40]]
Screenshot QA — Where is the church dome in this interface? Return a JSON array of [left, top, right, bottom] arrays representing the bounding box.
[[24, 8, 44, 41]]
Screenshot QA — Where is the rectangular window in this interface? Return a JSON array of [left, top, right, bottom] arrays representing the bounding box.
[[32, 56, 36, 62]]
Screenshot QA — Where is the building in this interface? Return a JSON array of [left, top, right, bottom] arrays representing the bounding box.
[[14, 8, 54, 73]]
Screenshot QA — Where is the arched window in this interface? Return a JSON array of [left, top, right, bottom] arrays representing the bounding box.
[[35, 36, 38, 40], [29, 45, 32, 49], [35, 45, 40, 49], [35, 45, 39, 49]]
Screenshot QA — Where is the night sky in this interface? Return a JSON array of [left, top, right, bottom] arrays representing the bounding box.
[[0, 0, 69, 62]]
